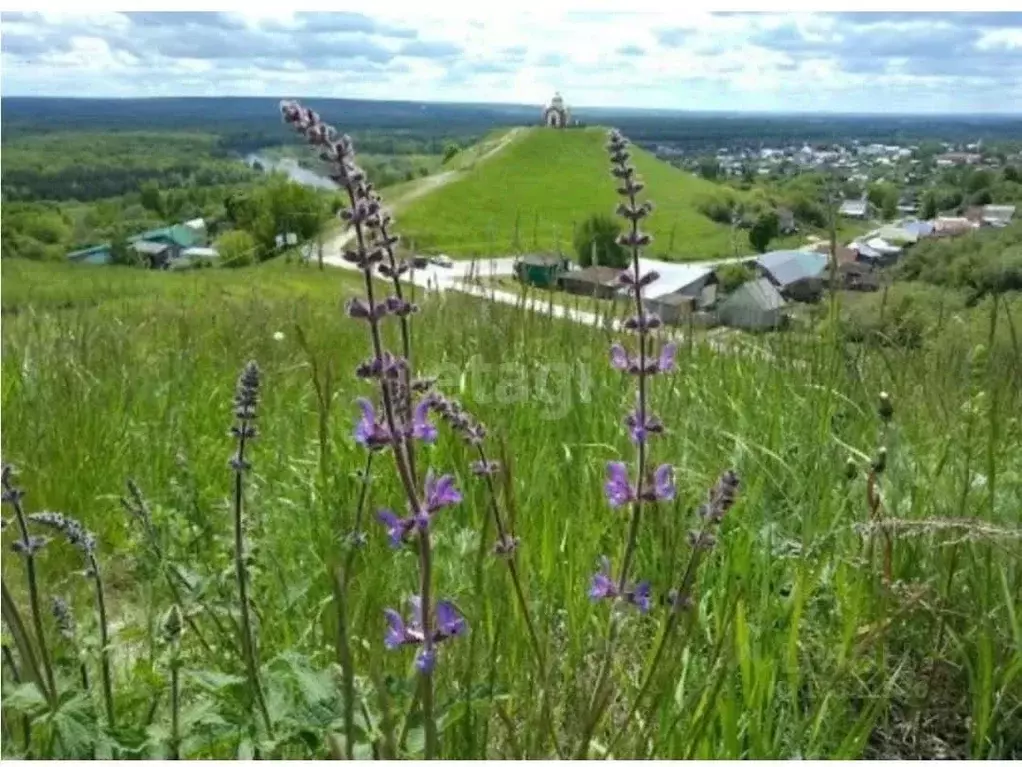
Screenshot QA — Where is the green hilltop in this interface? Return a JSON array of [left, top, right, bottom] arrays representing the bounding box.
[[395, 127, 744, 261]]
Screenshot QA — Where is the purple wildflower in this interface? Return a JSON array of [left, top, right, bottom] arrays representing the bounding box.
[[382, 598, 467, 672], [470, 459, 501, 477], [625, 409, 664, 445], [376, 508, 414, 548], [424, 470, 461, 514], [657, 342, 678, 374], [626, 581, 652, 613], [416, 649, 436, 674], [652, 464, 675, 501], [354, 398, 391, 450], [610, 343, 629, 371], [410, 399, 438, 444], [589, 557, 618, 601], [604, 462, 635, 508]]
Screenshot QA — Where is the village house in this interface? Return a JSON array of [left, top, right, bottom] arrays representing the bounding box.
[[839, 199, 869, 219], [717, 277, 787, 330], [514, 254, 568, 288], [559, 265, 622, 299], [755, 250, 828, 302], [982, 204, 1016, 227]]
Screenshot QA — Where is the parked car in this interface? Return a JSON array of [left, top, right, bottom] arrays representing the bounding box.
[[431, 254, 454, 268], [412, 255, 429, 268]]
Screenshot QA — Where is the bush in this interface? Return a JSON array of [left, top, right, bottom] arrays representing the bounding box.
[[716, 262, 756, 293], [573, 213, 627, 268], [216, 229, 257, 268], [749, 212, 779, 253]]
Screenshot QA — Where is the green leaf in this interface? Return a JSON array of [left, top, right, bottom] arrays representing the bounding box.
[[2, 681, 47, 714], [185, 669, 245, 692], [180, 697, 228, 729], [237, 737, 254, 760]]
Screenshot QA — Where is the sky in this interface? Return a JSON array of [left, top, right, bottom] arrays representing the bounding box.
[[2, 10, 1022, 114]]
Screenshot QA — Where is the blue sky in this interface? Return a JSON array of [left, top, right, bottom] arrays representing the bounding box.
[[2, 11, 1021, 113]]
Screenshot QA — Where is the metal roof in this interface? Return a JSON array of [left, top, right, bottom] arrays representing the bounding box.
[[725, 277, 786, 312], [756, 250, 827, 286]]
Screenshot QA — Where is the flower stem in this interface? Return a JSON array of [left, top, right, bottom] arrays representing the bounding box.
[[3, 474, 57, 709], [344, 171, 437, 760], [231, 426, 273, 738], [89, 556, 116, 729]]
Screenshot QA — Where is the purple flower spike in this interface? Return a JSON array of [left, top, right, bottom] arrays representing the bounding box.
[[654, 464, 676, 501], [589, 557, 618, 601], [424, 470, 461, 514], [610, 343, 629, 372], [383, 608, 406, 649], [604, 462, 635, 508], [416, 648, 436, 674], [376, 508, 411, 548], [410, 399, 438, 444]]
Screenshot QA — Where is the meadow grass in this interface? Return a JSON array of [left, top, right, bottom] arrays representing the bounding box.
[[397, 127, 746, 260], [1, 258, 1021, 758]]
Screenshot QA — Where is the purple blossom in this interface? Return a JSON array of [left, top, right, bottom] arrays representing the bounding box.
[[625, 410, 664, 445], [410, 399, 438, 444], [354, 398, 392, 450], [382, 597, 467, 673], [657, 343, 678, 374], [604, 462, 635, 508], [470, 459, 501, 477], [589, 557, 652, 613], [416, 649, 436, 674], [424, 470, 461, 514], [589, 557, 618, 601], [610, 343, 629, 371], [376, 508, 414, 548], [626, 581, 652, 613], [653, 464, 675, 501]]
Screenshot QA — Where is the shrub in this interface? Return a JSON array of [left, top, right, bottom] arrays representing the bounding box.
[[574, 213, 627, 267], [216, 229, 257, 268]]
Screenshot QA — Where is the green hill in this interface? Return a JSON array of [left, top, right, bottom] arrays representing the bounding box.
[[396, 127, 744, 261]]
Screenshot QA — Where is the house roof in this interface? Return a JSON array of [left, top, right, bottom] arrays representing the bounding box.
[[182, 247, 219, 258], [642, 263, 714, 300], [851, 242, 883, 260], [562, 265, 622, 285], [130, 224, 200, 248], [649, 292, 696, 307], [901, 220, 934, 238], [724, 277, 786, 312], [131, 240, 169, 255], [983, 204, 1016, 222], [756, 250, 827, 286], [877, 224, 919, 244], [67, 244, 111, 259], [839, 200, 868, 216], [519, 254, 565, 267], [865, 237, 903, 254]]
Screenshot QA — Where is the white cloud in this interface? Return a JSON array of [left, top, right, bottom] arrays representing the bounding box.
[[1, 11, 1020, 113]]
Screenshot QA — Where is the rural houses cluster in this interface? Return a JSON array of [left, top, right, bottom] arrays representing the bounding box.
[[513, 202, 1016, 331], [67, 218, 218, 269], [664, 138, 1015, 182]]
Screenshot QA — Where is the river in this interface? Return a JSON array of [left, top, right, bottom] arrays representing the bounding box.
[[245, 154, 339, 191]]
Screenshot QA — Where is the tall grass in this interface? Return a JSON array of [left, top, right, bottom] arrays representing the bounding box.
[[1, 249, 1021, 757]]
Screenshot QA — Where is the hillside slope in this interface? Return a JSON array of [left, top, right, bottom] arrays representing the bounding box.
[[396, 127, 742, 260]]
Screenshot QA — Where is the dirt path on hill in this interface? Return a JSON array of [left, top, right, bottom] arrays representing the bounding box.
[[324, 127, 524, 254]]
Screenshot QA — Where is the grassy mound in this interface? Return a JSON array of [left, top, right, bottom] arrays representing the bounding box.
[[397, 127, 743, 260]]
